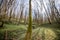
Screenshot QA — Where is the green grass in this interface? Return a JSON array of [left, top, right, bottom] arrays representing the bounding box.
[[0, 24, 27, 40], [32, 27, 57, 40], [0, 24, 27, 31], [0, 23, 60, 40], [32, 23, 60, 40]]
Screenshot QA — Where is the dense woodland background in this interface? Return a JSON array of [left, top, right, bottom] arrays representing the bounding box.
[[0, 0, 60, 40]]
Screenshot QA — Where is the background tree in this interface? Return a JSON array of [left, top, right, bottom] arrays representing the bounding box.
[[19, 0, 25, 23]]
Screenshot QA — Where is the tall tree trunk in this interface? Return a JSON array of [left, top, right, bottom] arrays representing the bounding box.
[[20, 10, 23, 22], [25, 0, 32, 40], [24, 13, 27, 24], [9, 8, 12, 22], [42, 0, 51, 24]]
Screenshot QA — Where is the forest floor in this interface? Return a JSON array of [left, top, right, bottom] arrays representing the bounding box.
[[0, 23, 60, 40]]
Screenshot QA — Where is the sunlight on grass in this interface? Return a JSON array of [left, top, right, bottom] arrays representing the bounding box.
[[44, 28, 56, 40], [32, 28, 57, 40]]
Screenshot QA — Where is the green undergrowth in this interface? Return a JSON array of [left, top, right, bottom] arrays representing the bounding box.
[[0, 23, 60, 40]]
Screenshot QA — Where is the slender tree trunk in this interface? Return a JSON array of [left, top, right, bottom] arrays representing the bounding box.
[[8, 5, 12, 22], [20, 10, 23, 22], [42, 0, 51, 24], [5, 30, 8, 40], [25, 0, 32, 40], [24, 13, 27, 24]]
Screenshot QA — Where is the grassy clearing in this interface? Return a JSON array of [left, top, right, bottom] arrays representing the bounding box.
[[32, 23, 60, 40], [0, 24, 27, 31], [32, 27, 57, 40], [0, 23, 60, 40], [0, 24, 27, 40]]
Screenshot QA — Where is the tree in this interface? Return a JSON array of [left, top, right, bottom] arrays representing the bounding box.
[[24, 10, 27, 24], [49, 0, 60, 23], [25, 0, 32, 40], [0, 0, 7, 27], [19, 0, 24, 23], [8, 0, 15, 22], [42, 0, 52, 24], [34, 10, 38, 24]]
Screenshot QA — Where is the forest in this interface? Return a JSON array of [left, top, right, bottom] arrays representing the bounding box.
[[0, 0, 60, 40]]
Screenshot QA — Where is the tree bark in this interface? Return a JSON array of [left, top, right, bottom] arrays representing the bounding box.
[[24, 0, 32, 40]]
